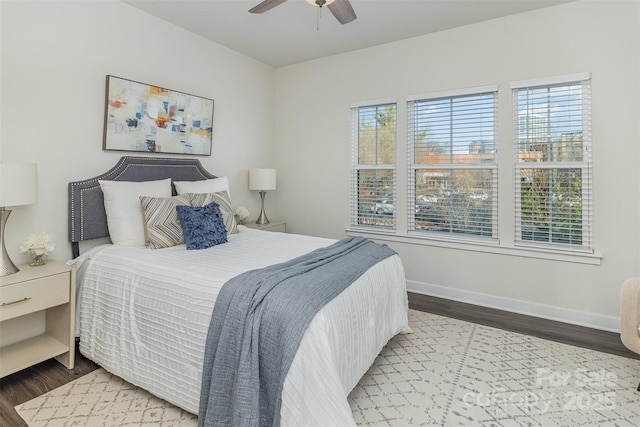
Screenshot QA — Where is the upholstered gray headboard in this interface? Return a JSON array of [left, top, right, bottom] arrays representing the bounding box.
[[68, 156, 216, 258]]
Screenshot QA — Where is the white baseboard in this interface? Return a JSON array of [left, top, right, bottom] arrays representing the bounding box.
[[407, 280, 621, 333]]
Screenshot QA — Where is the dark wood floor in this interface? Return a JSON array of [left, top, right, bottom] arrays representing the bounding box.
[[0, 341, 99, 427], [1, 292, 637, 426], [409, 292, 640, 360]]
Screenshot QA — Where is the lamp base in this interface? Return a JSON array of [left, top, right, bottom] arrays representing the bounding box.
[[0, 209, 20, 276], [255, 191, 270, 225]]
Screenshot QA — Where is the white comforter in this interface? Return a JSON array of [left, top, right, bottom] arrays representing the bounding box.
[[70, 227, 409, 426]]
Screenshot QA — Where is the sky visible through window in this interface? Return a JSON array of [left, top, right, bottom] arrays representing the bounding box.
[[414, 93, 495, 156], [411, 84, 583, 157]]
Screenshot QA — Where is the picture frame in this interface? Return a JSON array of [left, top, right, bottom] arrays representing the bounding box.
[[103, 75, 214, 156]]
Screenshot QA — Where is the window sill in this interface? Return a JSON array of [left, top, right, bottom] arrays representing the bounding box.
[[346, 227, 602, 265]]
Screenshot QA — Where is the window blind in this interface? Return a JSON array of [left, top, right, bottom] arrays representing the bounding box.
[[512, 75, 592, 251], [407, 89, 498, 241], [350, 102, 397, 229]]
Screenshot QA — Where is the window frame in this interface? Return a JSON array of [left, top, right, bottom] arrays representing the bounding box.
[[511, 73, 593, 253], [346, 74, 600, 265], [406, 85, 499, 243], [350, 98, 398, 231]]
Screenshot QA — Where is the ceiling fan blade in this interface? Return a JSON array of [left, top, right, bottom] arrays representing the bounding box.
[[249, 0, 289, 14], [327, 0, 356, 24]]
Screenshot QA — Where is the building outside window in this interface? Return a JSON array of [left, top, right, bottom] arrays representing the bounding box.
[[407, 87, 498, 241], [512, 74, 592, 252]]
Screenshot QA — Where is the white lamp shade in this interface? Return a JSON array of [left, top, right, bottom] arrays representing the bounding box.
[[249, 169, 276, 191], [0, 163, 38, 207]]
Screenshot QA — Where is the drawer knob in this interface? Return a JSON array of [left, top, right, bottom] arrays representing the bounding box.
[[1, 297, 32, 307]]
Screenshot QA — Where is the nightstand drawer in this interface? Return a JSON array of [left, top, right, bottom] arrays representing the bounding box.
[[0, 273, 69, 322]]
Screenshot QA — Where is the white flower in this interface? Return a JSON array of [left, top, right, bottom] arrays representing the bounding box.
[[20, 232, 56, 255], [235, 206, 250, 220]]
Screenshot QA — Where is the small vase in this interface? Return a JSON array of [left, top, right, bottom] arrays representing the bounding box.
[[28, 249, 47, 267]]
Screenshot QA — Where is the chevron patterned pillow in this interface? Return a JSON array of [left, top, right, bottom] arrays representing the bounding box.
[[140, 194, 191, 249]]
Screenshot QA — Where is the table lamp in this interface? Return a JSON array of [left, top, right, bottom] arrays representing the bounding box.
[[249, 169, 276, 225], [0, 163, 38, 276]]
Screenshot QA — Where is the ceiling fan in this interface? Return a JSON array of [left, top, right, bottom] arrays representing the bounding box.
[[249, 0, 357, 25]]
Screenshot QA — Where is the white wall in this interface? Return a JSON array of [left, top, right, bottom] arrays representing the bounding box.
[[1, 1, 277, 262], [275, 1, 640, 330]]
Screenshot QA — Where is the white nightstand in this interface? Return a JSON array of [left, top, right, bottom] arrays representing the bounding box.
[[0, 261, 75, 377], [244, 220, 287, 233]]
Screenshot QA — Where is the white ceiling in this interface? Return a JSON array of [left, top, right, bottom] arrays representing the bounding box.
[[123, 0, 571, 68]]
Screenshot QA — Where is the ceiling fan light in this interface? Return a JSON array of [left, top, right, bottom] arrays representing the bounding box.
[[305, 0, 336, 7]]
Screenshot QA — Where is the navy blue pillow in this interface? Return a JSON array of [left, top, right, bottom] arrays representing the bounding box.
[[176, 202, 228, 250]]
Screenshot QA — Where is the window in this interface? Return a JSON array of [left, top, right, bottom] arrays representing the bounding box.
[[350, 100, 397, 229], [512, 74, 592, 252], [407, 87, 498, 241], [348, 74, 597, 263]]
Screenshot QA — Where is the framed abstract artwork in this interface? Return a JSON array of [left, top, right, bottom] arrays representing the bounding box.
[[103, 75, 214, 156]]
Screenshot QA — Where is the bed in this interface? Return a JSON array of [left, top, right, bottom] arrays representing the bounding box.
[[68, 156, 409, 426]]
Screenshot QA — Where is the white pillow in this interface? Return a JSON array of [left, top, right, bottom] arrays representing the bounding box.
[[99, 178, 172, 247], [174, 176, 230, 198]]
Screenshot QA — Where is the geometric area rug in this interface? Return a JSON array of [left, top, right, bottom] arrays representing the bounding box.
[[15, 368, 197, 427], [16, 310, 640, 426], [350, 310, 640, 426]]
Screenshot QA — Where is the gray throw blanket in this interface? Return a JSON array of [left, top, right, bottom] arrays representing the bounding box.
[[198, 236, 396, 427]]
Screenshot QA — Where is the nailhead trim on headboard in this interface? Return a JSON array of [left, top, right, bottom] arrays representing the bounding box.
[[68, 156, 216, 258]]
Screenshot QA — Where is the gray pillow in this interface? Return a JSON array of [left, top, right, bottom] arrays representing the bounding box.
[[187, 191, 239, 235]]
